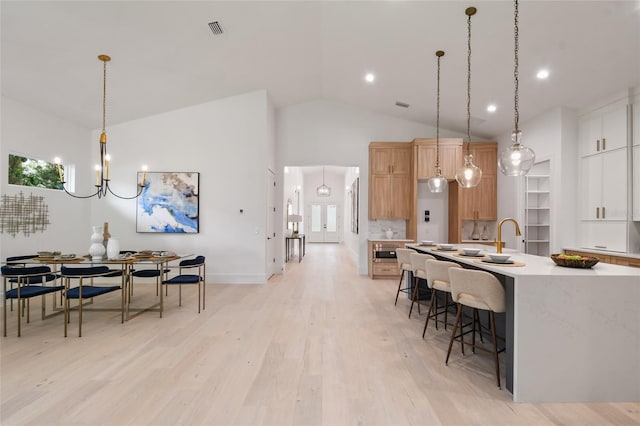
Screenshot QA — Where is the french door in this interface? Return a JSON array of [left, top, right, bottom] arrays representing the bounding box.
[[307, 202, 340, 243]]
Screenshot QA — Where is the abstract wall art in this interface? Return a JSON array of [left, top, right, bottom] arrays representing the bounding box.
[[0, 192, 50, 237], [136, 172, 199, 233]]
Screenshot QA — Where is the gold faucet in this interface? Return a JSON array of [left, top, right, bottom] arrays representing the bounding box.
[[496, 218, 521, 253]]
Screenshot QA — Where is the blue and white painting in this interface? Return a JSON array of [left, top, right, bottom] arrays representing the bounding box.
[[136, 172, 199, 233]]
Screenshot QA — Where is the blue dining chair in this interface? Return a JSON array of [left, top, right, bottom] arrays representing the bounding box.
[[2, 265, 63, 337], [60, 266, 123, 337], [161, 256, 205, 315]]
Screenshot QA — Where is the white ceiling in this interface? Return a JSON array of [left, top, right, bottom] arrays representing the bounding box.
[[2, 1, 639, 139]]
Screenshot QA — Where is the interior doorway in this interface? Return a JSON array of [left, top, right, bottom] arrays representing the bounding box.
[[307, 202, 340, 243]]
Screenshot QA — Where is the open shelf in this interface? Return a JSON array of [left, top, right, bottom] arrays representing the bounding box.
[[525, 161, 551, 256]]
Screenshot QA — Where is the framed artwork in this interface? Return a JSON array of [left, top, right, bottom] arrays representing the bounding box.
[[136, 172, 199, 233], [350, 177, 359, 234]]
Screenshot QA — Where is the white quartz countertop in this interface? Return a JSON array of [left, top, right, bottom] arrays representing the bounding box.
[[407, 243, 640, 278]]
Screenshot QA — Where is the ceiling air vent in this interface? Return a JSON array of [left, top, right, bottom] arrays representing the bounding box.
[[395, 101, 410, 108], [208, 21, 224, 36]]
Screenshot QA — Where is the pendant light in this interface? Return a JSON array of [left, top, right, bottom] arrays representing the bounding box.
[[55, 55, 147, 199], [498, 0, 535, 176], [317, 167, 331, 197], [427, 50, 448, 193], [455, 7, 482, 188]]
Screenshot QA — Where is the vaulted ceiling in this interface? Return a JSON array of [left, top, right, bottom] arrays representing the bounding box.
[[2, 1, 639, 139]]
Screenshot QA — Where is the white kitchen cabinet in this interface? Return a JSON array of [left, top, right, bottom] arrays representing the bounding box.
[[578, 102, 627, 157], [634, 146, 640, 221], [579, 148, 627, 221], [579, 221, 627, 252]]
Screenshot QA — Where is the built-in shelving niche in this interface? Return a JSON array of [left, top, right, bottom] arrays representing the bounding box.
[[525, 160, 551, 256]]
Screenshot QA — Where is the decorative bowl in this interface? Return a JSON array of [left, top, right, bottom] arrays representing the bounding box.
[[438, 244, 455, 251], [551, 253, 599, 269], [420, 240, 435, 246], [461, 248, 481, 256], [488, 253, 511, 263]]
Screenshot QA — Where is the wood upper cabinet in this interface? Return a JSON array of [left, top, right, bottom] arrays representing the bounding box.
[[415, 138, 463, 180], [369, 143, 412, 219], [448, 142, 498, 243], [371, 146, 412, 175]]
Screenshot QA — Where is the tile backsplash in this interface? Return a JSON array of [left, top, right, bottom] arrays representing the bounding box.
[[368, 220, 406, 240]]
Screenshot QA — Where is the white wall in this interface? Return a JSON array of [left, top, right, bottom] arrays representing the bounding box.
[[0, 96, 92, 260], [496, 107, 578, 252], [86, 90, 272, 284], [276, 98, 468, 274]]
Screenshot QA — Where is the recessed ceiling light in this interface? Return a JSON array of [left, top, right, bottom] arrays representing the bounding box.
[[536, 69, 549, 79], [365, 73, 375, 83], [487, 104, 497, 113]]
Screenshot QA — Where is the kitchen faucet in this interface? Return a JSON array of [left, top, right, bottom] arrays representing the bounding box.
[[496, 218, 521, 254]]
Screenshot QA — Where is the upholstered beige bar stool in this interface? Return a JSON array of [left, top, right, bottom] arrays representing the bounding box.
[[394, 248, 414, 306], [446, 268, 506, 388], [408, 252, 435, 318], [422, 259, 460, 337]]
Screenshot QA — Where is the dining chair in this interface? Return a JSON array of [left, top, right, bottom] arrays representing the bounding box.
[[161, 255, 206, 315], [2, 265, 63, 337], [60, 265, 123, 337], [5, 255, 39, 311]]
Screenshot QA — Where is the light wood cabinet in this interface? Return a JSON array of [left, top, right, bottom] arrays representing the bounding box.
[[369, 143, 412, 219], [448, 142, 498, 243], [368, 240, 405, 279], [564, 250, 640, 268], [414, 138, 462, 180]]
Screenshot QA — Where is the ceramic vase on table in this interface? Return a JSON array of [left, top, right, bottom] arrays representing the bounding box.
[[107, 238, 120, 260], [89, 226, 106, 260]]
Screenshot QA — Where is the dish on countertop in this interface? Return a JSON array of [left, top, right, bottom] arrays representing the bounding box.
[[437, 244, 456, 251], [550, 253, 599, 269], [482, 259, 515, 265], [419, 240, 435, 246], [487, 253, 512, 263]]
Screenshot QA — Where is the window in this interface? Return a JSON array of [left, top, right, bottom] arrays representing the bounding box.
[[8, 154, 62, 190]]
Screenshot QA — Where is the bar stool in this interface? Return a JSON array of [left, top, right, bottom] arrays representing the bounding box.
[[408, 252, 435, 318], [394, 248, 414, 306], [446, 268, 506, 388], [422, 259, 460, 337]]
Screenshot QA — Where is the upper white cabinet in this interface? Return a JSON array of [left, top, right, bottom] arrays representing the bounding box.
[[580, 149, 628, 221], [578, 102, 627, 157]]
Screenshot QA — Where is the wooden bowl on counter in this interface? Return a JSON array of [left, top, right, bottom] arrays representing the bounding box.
[[551, 253, 600, 269]]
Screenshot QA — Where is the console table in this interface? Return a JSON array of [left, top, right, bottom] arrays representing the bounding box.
[[285, 234, 305, 263]]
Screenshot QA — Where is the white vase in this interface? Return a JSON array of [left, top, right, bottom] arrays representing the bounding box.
[[385, 228, 394, 239], [107, 238, 120, 260], [89, 226, 106, 260]]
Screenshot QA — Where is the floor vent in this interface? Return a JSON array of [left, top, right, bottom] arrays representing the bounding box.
[[208, 21, 224, 36]]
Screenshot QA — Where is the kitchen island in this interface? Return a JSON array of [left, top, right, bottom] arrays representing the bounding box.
[[408, 243, 640, 403]]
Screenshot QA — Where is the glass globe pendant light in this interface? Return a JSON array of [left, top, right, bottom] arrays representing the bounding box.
[[427, 50, 448, 193], [455, 7, 482, 188], [498, 0, 535, 176]]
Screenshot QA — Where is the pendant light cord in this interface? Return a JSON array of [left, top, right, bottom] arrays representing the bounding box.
[[436, 51, 441, 169], [102, 59, 107, 134], [514, 0, 520, 134], [466, 10, 472, 155]]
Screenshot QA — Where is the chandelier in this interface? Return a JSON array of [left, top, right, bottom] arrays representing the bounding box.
[[427, 50, 448, 193], [455, 7, 482, 188], [317, 167, 331, 197], [498, 0, 535, 176], [54, 54, 147, 199]]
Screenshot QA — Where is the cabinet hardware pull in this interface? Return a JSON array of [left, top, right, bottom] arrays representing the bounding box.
[[596, 139, 600, 151], [596, 207, 599, 219], [595, 245, 607, 249], [602, 206, 605, 219], [602, 138, 606, 150]]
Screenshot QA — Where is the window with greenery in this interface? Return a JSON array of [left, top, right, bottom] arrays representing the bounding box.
[[8, 154, 62, 190]]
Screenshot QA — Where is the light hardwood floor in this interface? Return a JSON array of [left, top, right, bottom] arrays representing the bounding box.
[[1, 244, 639, 425]]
